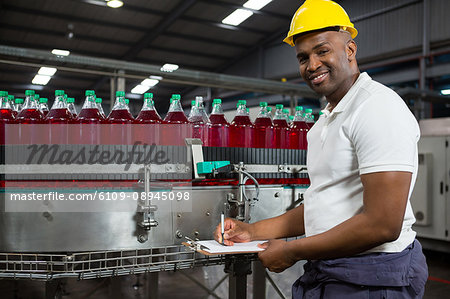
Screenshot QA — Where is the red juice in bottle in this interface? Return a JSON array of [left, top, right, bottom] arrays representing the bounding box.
[[16, 90, 45, 144], [289, 106, 308, 150], [77, 90, 103, 144], [163, 94, 190, 146], [107, 92, 135, 145], [206, 98, 229, 147], [253, 101, 274, 148], [0, 91, 16, 144], [135, 93, 162, 145], [273, 104, 289, 149], [46, 90, 72, 144], [230, 100, 254, 148]]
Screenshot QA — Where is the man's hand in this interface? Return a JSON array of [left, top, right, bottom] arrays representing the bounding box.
[[257, 239, 296, 273], [214, 218, 253, 246]]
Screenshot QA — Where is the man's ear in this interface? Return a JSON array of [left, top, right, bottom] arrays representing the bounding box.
[[346, 40, 357, 61]]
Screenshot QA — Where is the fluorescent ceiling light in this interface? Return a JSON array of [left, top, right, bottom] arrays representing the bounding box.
[[141, 78, 159, 87], [51, 49, 70, 56], [243, 0, 272, 10], [106, 0, 123, 8], [222, 9, 253, 26], [131, 85, 151, 94], [160, 63, 179, 72], [38, 67, 57, 76], [441, 89, 450, 95], [150, 75, 163, 80], [32, 75, 52, 85]]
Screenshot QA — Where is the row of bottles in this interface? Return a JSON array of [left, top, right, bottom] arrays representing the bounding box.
[[0, 90, 315, 148]]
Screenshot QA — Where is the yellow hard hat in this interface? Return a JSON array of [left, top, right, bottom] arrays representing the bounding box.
[[283, 0, 358, 47]]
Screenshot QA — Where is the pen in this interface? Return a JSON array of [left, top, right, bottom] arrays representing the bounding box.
[[221, 213, 225, 246]]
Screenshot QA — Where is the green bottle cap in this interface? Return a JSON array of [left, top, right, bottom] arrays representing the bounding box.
[[144, 93, 153, 99], [267, 107, 272, 112], [116, 91, 125, 97], [319, 111, 323, 115], [125, 99, 129, 104], [295, 106, 304, 111], [259, 102, 268, 107], [276, 104, 283, 109], [35, 94, 40, 100], [246, 108, 249, 113], [95, 98, 102, 103], [85, 90, 95, 96], [305, 108, 313, 113], [8, 95, 14, 101], [289, 115, 294, 121], [282, 108, 289, 114], [55, 90, 65, 96], [67, 98, 75, 103], [171, 94, 180, 100], [191, 100, 196, 106], [15, 98, 24, 104], [241, 100, 247, 105], [0, 91, 7, 97], [213, 99, 222, 104], [25, 90, 35, 96], [39, 98, 48, 103]]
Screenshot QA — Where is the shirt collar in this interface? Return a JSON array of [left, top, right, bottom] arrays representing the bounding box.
[[322, 72, 370, 116]]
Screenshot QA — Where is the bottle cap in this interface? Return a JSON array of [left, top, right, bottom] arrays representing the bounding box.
[[0, 91, 7, 97], [116, 91, 125, 97], [25, 90, 35, 96], [171, 94, 181, 100], [125, 99, 129, 105], [55, 90, 65, 96], [39, 98, 48, 103], [67, 98, 75, 103], [144, 93, 153, 99], [282, 108, 289, 114], [8, 95, 14, 101], [319, 111, 323, 115], [241, 100, 247, 105], [289, 115, 294, 121], [246, 108, 249, 113], [295, 106, 304, 111], [213, 99, 222, 104], [276, 104, 283, 109], [85, 90, 95, 96], [15, 98, 24, 104], [267, 107, 272, 112], [191, 100, 196, 106], [305, 108, 313, 113], [259, 102, 268, 107], [35, 94, 40, 100], [95, 98, 102, 103]]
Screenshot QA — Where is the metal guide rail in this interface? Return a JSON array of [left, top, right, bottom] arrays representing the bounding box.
[[0, 245, 256, 281]]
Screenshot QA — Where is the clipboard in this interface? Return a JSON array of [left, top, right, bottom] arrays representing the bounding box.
[[183, 237, 266, 256]]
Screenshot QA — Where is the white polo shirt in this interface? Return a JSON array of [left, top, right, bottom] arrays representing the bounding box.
[[304, 72, 420, 253]]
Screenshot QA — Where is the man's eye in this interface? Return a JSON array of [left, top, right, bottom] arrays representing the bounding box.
[[318, 50, 329, 55], [299, 57, 308, 64]]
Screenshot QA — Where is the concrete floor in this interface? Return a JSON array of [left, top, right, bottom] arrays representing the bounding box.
[[0, 249, 449, 298]]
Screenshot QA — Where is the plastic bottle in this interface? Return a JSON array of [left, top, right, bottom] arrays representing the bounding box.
[[95, 98, 106, 118], [46, 90, 72, 144], [273, 104, 289, 149], [253, 101, 274, 148], [304, 109, 314, 128], [188, 96, 208, 143], [163, 94, 190, 146], [0, 91, 16, 144], [107, 91, 135, 144], [77, 90, 103, 144], [230, 100, 254, 148], [15, 98, 24, 113], [289, 106, 307, 150], [136, 93, 162, 145], [39, 98, 50, 117], [67, 97, 78, 118], [206, 99, 229, 147], [17, 90, 44, 124], [6, 95, 16, 119]]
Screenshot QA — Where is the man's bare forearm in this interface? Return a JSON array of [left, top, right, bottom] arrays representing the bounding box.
[[249, 205, 305, 240]]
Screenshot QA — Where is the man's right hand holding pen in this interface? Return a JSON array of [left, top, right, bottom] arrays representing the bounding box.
[[214, 218, 254, 246]]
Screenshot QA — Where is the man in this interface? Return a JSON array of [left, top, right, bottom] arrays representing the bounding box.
[[214, 0, 428, 297]]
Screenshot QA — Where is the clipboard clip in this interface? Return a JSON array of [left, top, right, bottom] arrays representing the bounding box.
[[184, 236, 210, 251]]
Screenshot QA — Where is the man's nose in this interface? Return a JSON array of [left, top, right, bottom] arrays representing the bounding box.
[[307, 55, 321, 73]]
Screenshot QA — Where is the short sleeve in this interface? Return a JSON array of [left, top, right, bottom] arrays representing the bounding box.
[[349, 90, 420, 175]]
